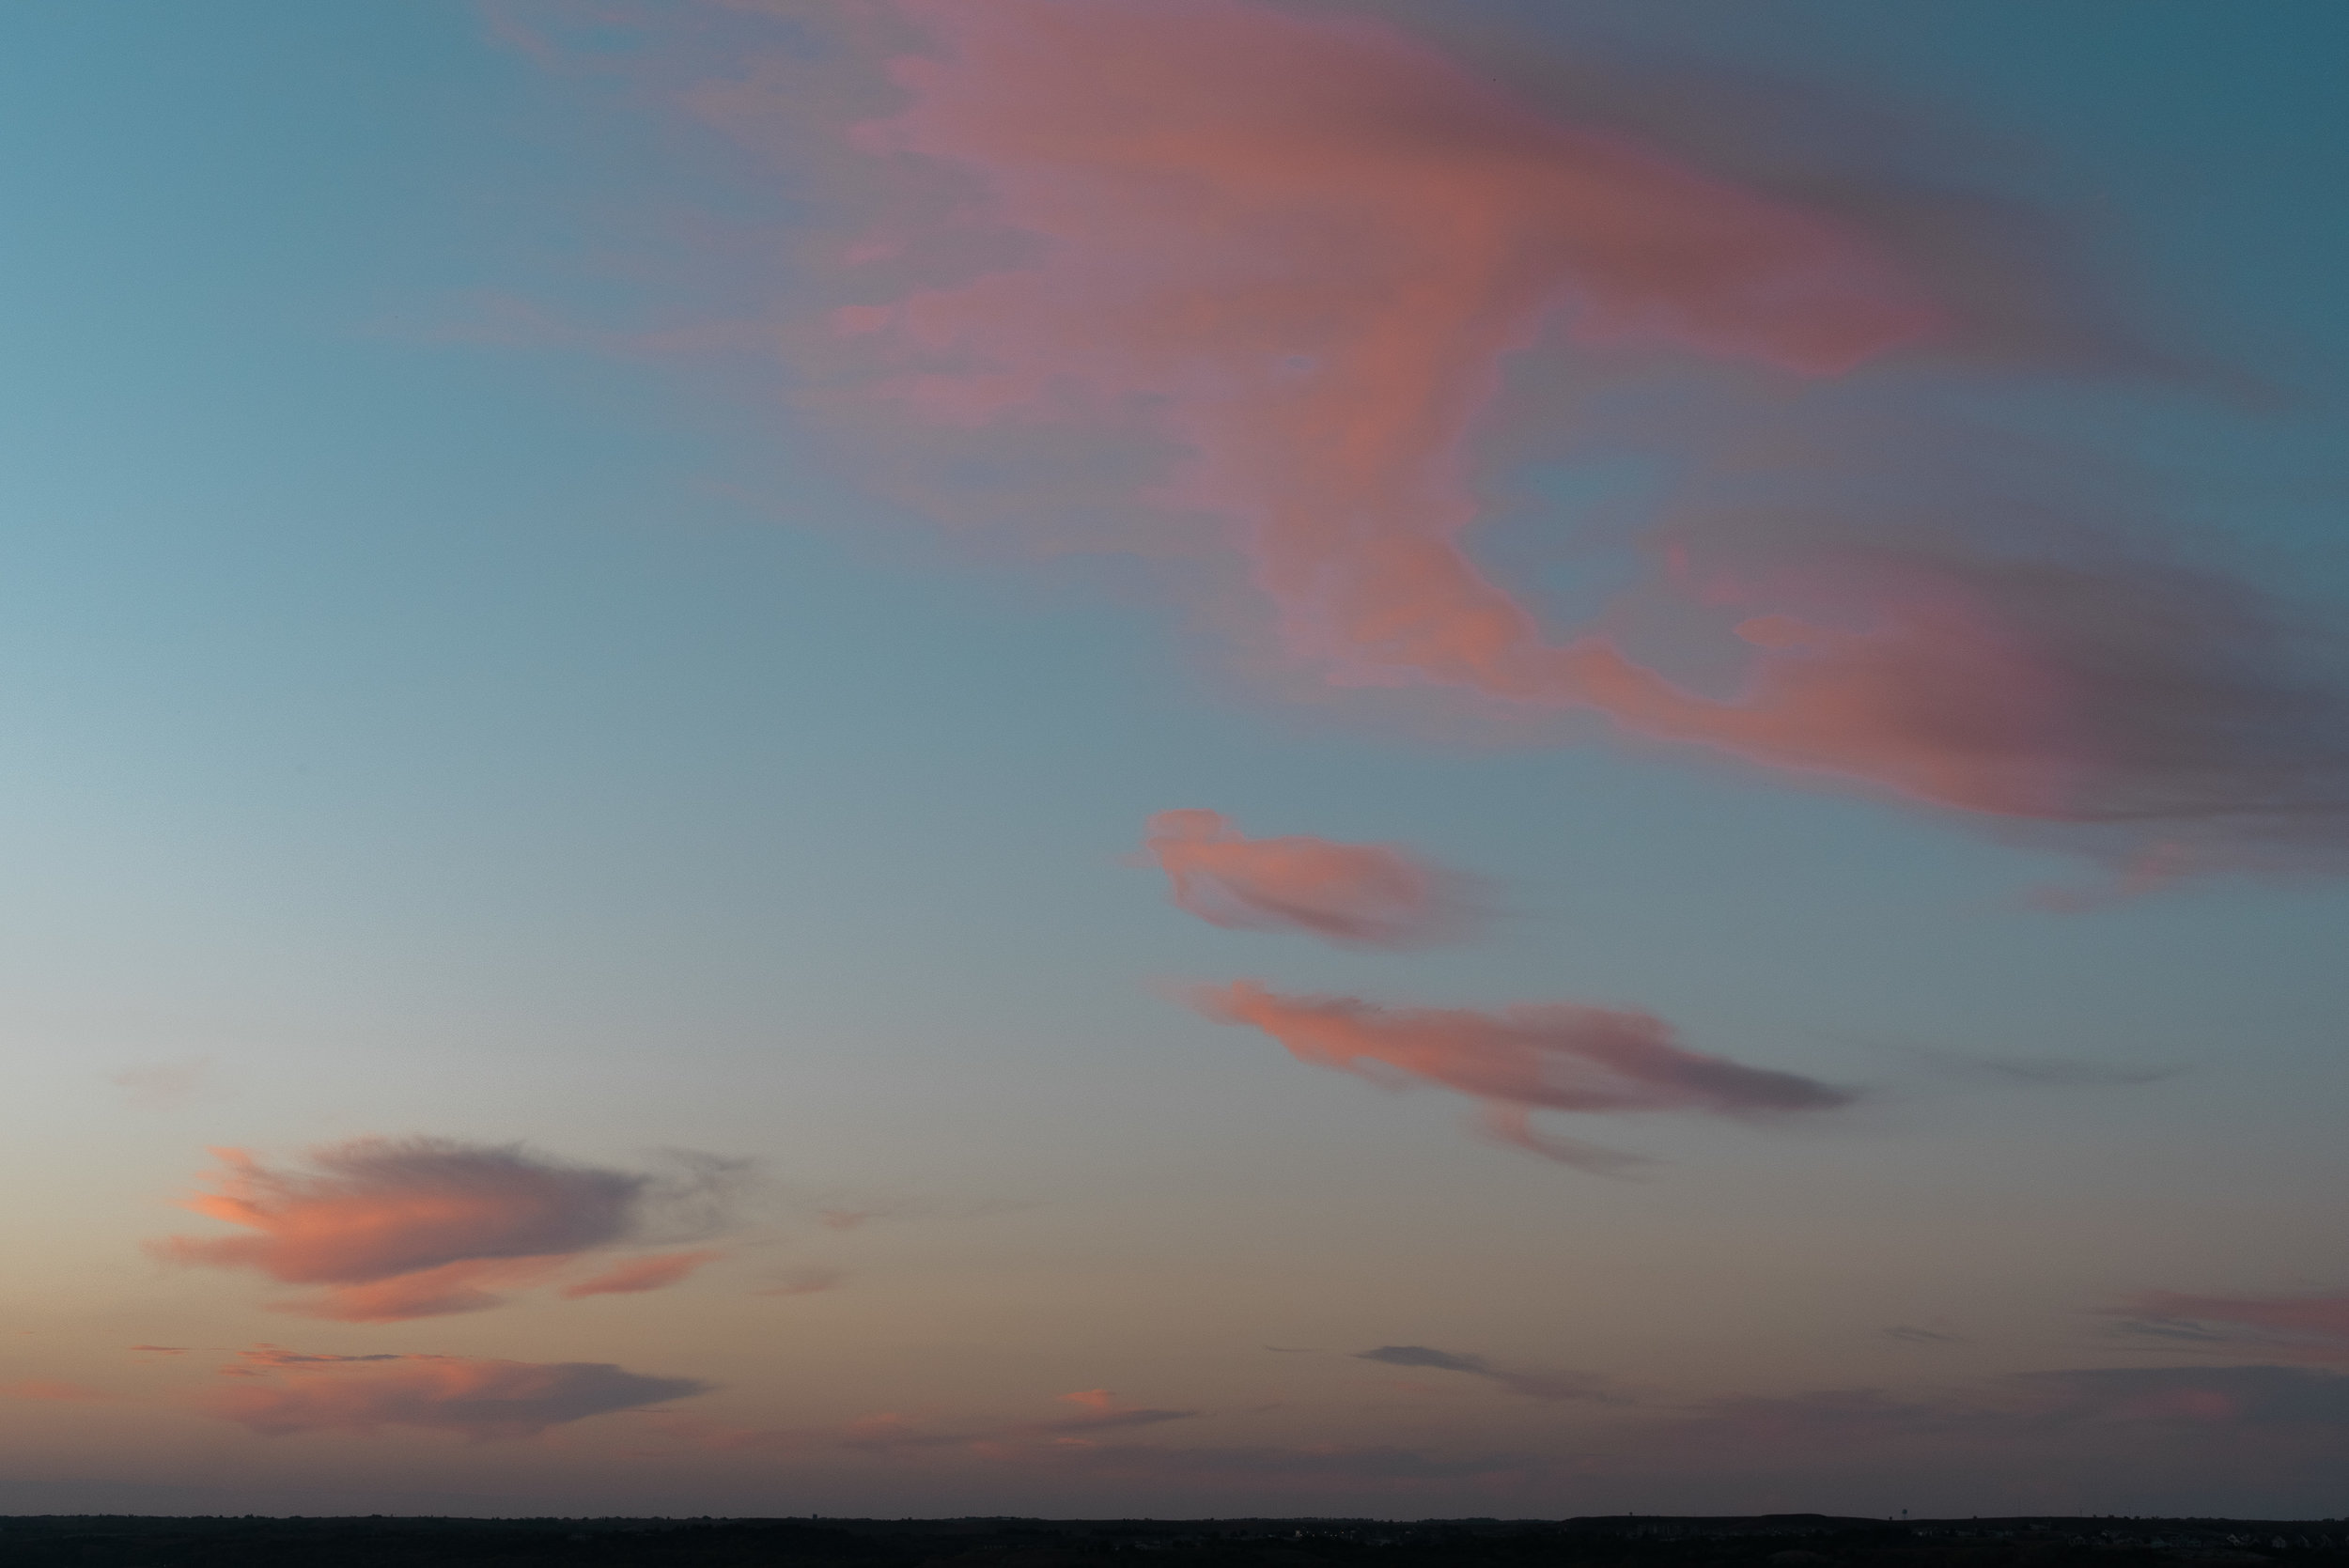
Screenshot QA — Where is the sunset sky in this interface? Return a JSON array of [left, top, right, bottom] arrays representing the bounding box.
[[4, 0, 2348, 1520]]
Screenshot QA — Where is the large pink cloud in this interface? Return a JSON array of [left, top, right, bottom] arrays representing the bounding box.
[[200, 1345, 709, 1440], [1193, 980, 1851, 1170], [843, 0, 1936, 686], [671, 0, 2346, 865], [1142, 809, 1480, 948], [152, 1138, 738, 1321]]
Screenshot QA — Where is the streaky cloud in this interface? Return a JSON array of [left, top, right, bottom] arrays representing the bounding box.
[[560, 1250, 726, 1299], [2110, 1291, 2349, 1361], [1142, 808, 1483, 948], [199, 1347, 710, 1441], [1354, 1344, 1621, 1403], [1193, 979, 1852, 1168]]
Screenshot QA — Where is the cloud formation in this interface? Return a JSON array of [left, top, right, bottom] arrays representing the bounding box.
[[1142, 809, 1481, 948], [2018, 1364, 2349, 1430], [1670, 1363, 2349, 1454], [1035, 1388, 1202, 1434], [2112, 1292, 2349, 1361], [1194, 980, 1852, 1169], [1354, 1344, 1619, 1403], [561, 1250, 726, 1299], [106, 1057, 216, 1110], [201, 1346, 710, 1440], [666, 0, 2348, 871], [153, 1138, 739, 1321], [757, 1265, 847, 1298]]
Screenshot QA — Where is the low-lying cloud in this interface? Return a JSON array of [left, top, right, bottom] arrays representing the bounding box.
[[201, 1346, 710, 1440], [1670, 1363, 2349, 1452], [1193, 980, 1853, 1170], [1035, 1388, 1202, 1434], [1142, 809, 1483, 948], [2111, 1292, 2349, 1361], [152, 1138, 741, 1320]]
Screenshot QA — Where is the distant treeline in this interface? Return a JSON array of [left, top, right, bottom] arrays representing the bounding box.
[[0, 1513, 2343, 1568]]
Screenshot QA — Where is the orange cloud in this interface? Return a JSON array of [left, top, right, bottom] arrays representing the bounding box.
[[1, 1379, 103, 1402], [1194, 980, 1852, 1170], [152, 1138, 738, 1320], [200, 1346, 710, 1440], [562, 1250, 725, 1299], [1142, 809, 1481, 948]]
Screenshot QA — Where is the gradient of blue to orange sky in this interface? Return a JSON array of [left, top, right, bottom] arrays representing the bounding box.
[[3, 0, 2348, 1521]]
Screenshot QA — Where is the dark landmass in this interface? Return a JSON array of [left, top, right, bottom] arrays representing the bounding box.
[[0, 1513, 2345, 1568]]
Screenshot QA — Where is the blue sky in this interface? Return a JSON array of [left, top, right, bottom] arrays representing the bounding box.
[[1, 0, 2345, 1519]]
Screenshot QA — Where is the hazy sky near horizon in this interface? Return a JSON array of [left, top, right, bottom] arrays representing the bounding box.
[[4, 0, 2348, 1520]]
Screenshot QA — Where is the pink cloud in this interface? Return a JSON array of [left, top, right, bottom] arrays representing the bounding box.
[[1193, 980, 1852, 1170], [151, 1138, 739, 1321], [199, 1346, 710, 1440], [562, 1249, 725, 1299], [1141, 809, 1482, 948], [646, 0, 2348, 871], [841, 0, 1935, 706]]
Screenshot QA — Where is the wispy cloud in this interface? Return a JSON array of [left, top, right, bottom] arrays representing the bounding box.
[[1908, 1046, 2180, 1088], [1354, 1344, 1622, 1403], [1141, 809, 1485, 949], [561, 1250, 726, 1299], [106, 1058, 216, 1110], [2109, 1291, 2349, 1361], [650, 1389, 1202, 1461], [1193, 980, 1852, 1169], [1885, 1325, 1965, 1345], [1666, 1363, 2349, 1452], [1034, 1388, 1202, 1434], [152, 1138, 743, 1321], [200, 1346, 710, 1441], [756, 1265, 847, 1298]]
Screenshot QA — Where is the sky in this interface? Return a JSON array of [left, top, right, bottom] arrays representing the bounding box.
[[2, 0, 2347, 1521]]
